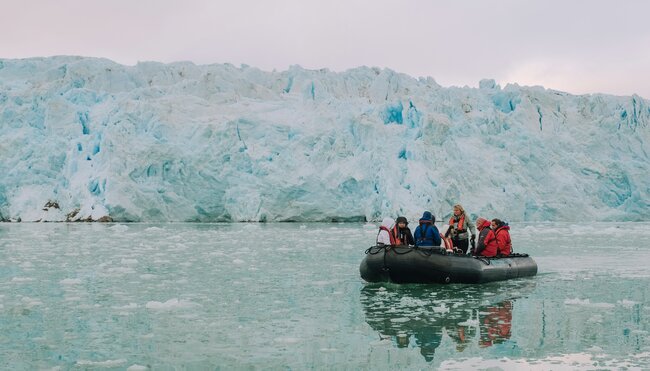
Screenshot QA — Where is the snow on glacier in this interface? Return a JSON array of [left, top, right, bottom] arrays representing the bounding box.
[[0, 56, 649, 222]]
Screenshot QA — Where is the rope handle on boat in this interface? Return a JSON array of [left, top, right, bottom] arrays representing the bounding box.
[[391, 247, 415, 255], [365, 245, 385, 254], [473, 252, 530, 265], [365, 245, 416, 255]]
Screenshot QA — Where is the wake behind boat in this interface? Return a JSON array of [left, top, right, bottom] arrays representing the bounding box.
[[360, 245, 537, 284]]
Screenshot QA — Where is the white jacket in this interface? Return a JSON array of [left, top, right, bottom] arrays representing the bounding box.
[[377, 217, 395, 245]]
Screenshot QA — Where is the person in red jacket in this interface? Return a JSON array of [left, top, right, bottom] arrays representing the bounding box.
[[472, 217, 493, 256], [491, 218, 512, 256], [478, 221, 498, 257]]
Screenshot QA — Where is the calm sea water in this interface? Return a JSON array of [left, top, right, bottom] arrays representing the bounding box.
[[0, 222, 648, 370]]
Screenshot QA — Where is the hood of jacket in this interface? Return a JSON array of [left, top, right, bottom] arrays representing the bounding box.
[[381, 217, 395, 230], [477, 220, 491, 230], [419, 211, 435, 224]]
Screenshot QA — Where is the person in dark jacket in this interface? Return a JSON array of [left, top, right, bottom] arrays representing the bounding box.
[[413, 211, 442, 247], [392, 216, 415, 246], [472, 217, 492, 256]]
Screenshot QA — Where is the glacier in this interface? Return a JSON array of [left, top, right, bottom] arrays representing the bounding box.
[[0, 56, 649, 222]]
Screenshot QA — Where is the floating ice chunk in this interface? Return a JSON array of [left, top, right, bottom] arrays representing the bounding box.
[[110, 224, 129, 233], [564, 298, 615, 308], [618, 299, 636, 308], [565, 298, 590, 305], [588, 314, 604, 323], [145, 298, 199, 310], [432, 304, 450, 313], [21, 297, 43, 307], [106, 267, 135, 274], [76, 359, 127, 367], [458, 318, 479, 326], [11, 277, 35, 282], [273, 337, 301, 344]]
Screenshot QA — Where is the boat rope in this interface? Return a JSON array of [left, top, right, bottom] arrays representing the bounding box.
[[365, 245, 416, 255], [474, 253, 530, 265], [382, 246, 389, 271], [391, 247, 415, 255], [365, 245, 385, 255]]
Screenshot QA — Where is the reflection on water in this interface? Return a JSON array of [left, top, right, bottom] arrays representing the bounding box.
[[478, 300, 511, 348], [360, 279, 534, 362]]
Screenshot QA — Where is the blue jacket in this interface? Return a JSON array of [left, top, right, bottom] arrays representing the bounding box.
[[414, 222, 442, 247]]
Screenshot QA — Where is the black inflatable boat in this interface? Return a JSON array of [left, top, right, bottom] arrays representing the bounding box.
[[360, 246, 537, 284]]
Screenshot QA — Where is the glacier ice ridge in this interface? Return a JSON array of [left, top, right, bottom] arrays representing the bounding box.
[[0, 56, 649, 222]]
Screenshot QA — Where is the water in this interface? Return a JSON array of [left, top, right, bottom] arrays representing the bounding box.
[[0, 222, 649, 370]]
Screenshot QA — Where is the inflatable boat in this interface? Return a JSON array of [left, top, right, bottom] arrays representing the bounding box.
[[360, 245, 537, 284]]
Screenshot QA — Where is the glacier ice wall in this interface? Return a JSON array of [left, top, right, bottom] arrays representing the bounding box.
[[0, 56, 649, 222]]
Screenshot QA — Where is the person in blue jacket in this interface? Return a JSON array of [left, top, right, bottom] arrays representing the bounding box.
[[413, 211, 442, 247]]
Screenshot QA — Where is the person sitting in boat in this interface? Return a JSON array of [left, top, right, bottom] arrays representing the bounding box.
[[448, 204, 477, 255], [392, 216, 415, 246], [472, 217, 492, 256], [492, 218, 512, 256], [376, 217, 396, 246], [482, 218, 512, 256], [413, 211, 441, 247]]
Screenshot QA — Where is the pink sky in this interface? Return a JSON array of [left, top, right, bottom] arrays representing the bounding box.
[[2, 0, 649, 98]]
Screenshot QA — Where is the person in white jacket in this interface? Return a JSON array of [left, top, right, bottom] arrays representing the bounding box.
[[376, 217, 396, 246]]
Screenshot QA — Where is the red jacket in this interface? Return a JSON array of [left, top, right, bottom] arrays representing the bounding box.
[[494, 226, 512, 256], [481, 229, 498, 257]]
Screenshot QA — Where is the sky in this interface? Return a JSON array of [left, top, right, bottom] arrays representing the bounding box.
[[2, 0, 649, 98]]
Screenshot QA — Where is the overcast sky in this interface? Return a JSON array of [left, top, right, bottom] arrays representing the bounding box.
[[2, 0, 649, 98]]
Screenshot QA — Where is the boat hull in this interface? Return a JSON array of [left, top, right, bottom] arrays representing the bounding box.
[[360, 246, 537, 284]]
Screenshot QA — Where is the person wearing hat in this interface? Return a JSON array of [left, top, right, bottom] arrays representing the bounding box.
[[413, 211, 442, 247], [392, 216, 415, 246], [472, 217, 492, 256]]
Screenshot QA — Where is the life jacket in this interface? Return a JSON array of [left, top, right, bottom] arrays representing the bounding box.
[[449, 214, 466, 233], [379, 226, 396, 245], [391, 225, 403, 245]]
